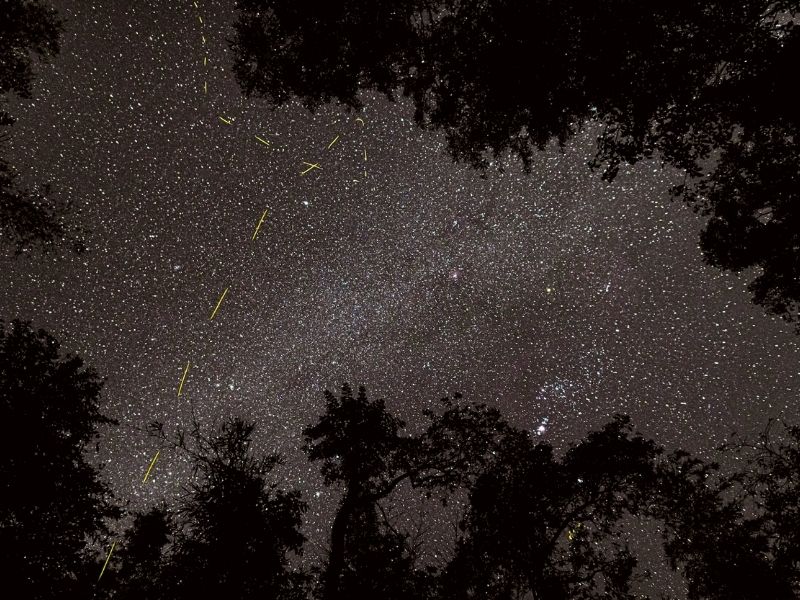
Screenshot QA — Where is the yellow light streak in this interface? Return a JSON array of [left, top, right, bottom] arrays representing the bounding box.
[[210, 287, 229, 320], [97, 541, 116, 582], [300, 162, 321, 175], [142, 450, 160, 483], [177, 361, 190, 397], [251, 208, 268, 241]]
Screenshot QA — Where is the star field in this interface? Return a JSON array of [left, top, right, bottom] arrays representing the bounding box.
[[3, 1, 800, 595]]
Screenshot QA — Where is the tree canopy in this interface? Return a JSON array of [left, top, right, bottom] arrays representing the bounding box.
[[130, 416, 310, 600], [440, 416, 662, 599], [0, 319, 118, 599], [231, 0, 800, 331], [5, 340, 800, 598], [303, 384, 510, 600], [0, 0, 82, 255]]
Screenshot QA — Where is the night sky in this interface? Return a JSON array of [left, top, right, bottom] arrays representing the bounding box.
[[4, 0, 800, 593]]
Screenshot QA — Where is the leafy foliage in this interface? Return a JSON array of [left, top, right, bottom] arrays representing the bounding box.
[[139, 416, 310, 600], [111, 505, 172, 600], [646, 447, 792, 600], [303, 384, 510, 600], [0, 319, 118, 599], [0, 0, 83, 254], [0, 0, 62, 121], [6, 332, 800, 599], [440, 415, 662, 599], [232, 0, 800, 330]]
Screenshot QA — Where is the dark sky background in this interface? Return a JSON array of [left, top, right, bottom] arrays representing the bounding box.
[[4, 0, 800, 594]]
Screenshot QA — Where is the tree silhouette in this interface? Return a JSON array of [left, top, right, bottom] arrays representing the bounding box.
[[439, 415, 661, 599], [646, 446, 794, 600], [111, 505, 172, 600], [321, 497, 438, 600], [0, 319, 119, 599], [0, 0, 61, 125], [682, 418, 800, 598], [4, 348, 800, 598], [230, 0, 421, 111], [143, 416, 309, 600], [303, 383, 510, 600], [739, 420, 800, 594], [231, 1, 800, 330], [0, 0, 83, 254]]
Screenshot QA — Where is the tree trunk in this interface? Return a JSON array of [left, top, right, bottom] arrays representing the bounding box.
[[323, 489, 360, 600]]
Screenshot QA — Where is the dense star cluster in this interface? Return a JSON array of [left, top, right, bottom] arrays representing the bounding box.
[[3, 1, 800, 596]]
